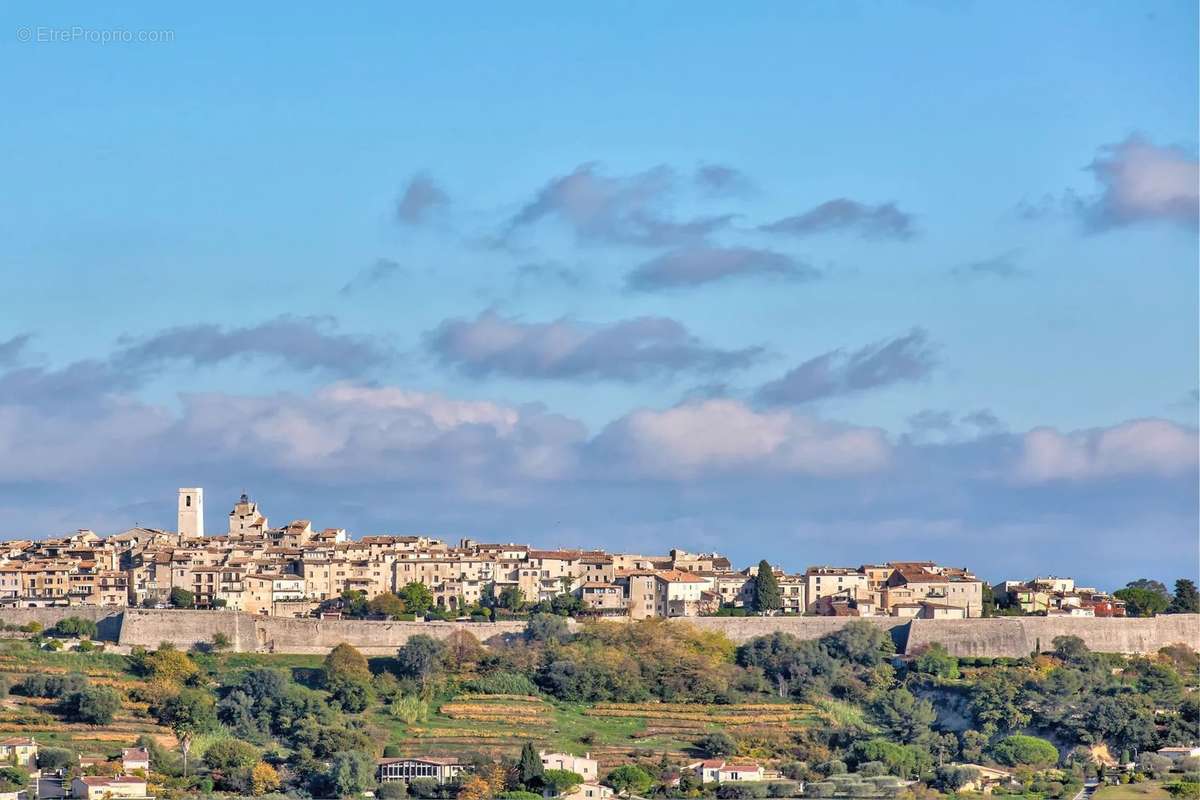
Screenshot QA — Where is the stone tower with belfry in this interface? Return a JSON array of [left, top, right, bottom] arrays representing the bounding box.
[[177, 487, 204, 538]]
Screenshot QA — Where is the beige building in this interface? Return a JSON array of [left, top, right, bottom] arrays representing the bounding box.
[[0, 736, 36, 767], [71, 775, 149, 800], [540, 751, 598, 782]]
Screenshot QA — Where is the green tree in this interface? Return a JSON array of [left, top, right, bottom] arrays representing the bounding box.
[[169, 587, 195, 608], [155, 688, 218, 736], [53, 616, 98, 639], [605, 765, 653, 796], [872, 688, 936, 745], [991, 735, 1059, 768], [325, 642, 370, 682], [498, 584, 526, 611], [60, 685, 121, 724], [518, 742, 544, 787], [0, 767, 29, 793], [696, 732, 736, 757], [525, 613, 570, 643], [203, 739, 260, 771], [753, 560, 781, 614], [369, 592, 407, 618], [340, 589, 369, 618], [1168, 579, 1200, 614], [37, 747, 75, 771], [914, 643, 959, 679], [398, 582, 435, 615], [541, 769, 584, 795], [824, 620, 895, 667], [396, 635, 444, 683], [328, 750, 377, 797], [1115, 586, 1170, 617]]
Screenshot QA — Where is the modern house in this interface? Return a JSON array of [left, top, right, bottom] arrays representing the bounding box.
[[377, 756, 466, 785]]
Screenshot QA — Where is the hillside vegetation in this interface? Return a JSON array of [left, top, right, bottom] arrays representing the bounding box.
[[0, 616, 1197, 800]]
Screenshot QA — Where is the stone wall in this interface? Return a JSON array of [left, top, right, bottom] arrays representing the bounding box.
[[903, 614, 1200, 658], [2, 606, 1195, 658], [0, 606, 125, 641], [117, 608, 533, 655]]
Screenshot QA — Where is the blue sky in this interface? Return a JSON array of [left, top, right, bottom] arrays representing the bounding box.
[[0, 1, 1196, 589]]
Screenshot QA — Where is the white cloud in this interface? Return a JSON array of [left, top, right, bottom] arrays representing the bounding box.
[[1015, 418, 1198, 482], [595, 398, 891, 478], [1084, 135, 1199, 230]]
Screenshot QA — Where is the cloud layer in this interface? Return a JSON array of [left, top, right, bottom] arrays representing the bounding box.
[[627, 246, 815, 291], [762, 199, 916, 240], [757, 329, 937, 405], [1016, 418, 1199, 482], [427, 311, 761, 381]]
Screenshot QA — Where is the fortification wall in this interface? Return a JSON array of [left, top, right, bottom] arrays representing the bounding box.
[[904, 614, 1200, 658], [0, 606, 125, 640], [3, 606, 1195, 658], [677, 615, 911, 646], [116, 608, 532, 655]]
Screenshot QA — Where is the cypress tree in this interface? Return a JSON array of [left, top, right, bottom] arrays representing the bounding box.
[[753, 559, 782, 614], [518, 741, 544, 787]]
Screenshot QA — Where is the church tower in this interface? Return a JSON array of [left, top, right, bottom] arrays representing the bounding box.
[[178, 487, 204, 538]]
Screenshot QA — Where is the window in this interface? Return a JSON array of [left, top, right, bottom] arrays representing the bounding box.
[[186, 496, 192, 507]]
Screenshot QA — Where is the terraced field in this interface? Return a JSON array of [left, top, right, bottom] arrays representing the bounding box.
[[376, 692, 841, 771], [0, 639, 843, 773]]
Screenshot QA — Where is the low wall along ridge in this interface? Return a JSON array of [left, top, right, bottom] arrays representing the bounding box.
[[2, 607, 1196, 658]]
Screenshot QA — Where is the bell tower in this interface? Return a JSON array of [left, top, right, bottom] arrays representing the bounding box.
[[178, 487, 205, 538]]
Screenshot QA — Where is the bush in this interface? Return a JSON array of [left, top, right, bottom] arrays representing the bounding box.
[[806, 782, 836, 798], [767, 781, 800, 796], [716, 783, 769, 799], [696, 732, 737, 758], [54, 617, 98, 639], [14, 673, 88, 698], [383, 744, 403, 758], [169, 587, 195, 608], [1167, 782, 1200, 800], [37, 747, 76, 771], [378, 783, 409, 799], [497, 793, 543, 800], [408, 778, 442, 798], [0, 767, 30, 793], [464, 671, 540, 696], [203, 739, 260, 771], [59, 686, 121, 725]]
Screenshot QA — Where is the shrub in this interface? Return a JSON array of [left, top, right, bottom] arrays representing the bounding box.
[[203, 739, 260, 771], [14, 673, 88, 698], [696, 732, 737, 758], [497, 793, 542, 800], [1167, 782, 1200, 800], [464, 671, 540, 696], [806, 782, 836, 798], [716, 783, 769, 799], [767, 781, 800, 797], [378, 783, 409, 799], [59, 686, 121, 725], [53, 617, 98, 639], [408, 778, 442, 798], [37, 747, 76, 771], [383, 744, 403, 758]]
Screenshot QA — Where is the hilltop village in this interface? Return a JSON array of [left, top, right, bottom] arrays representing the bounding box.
[[0, 489, 1132, 621]]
